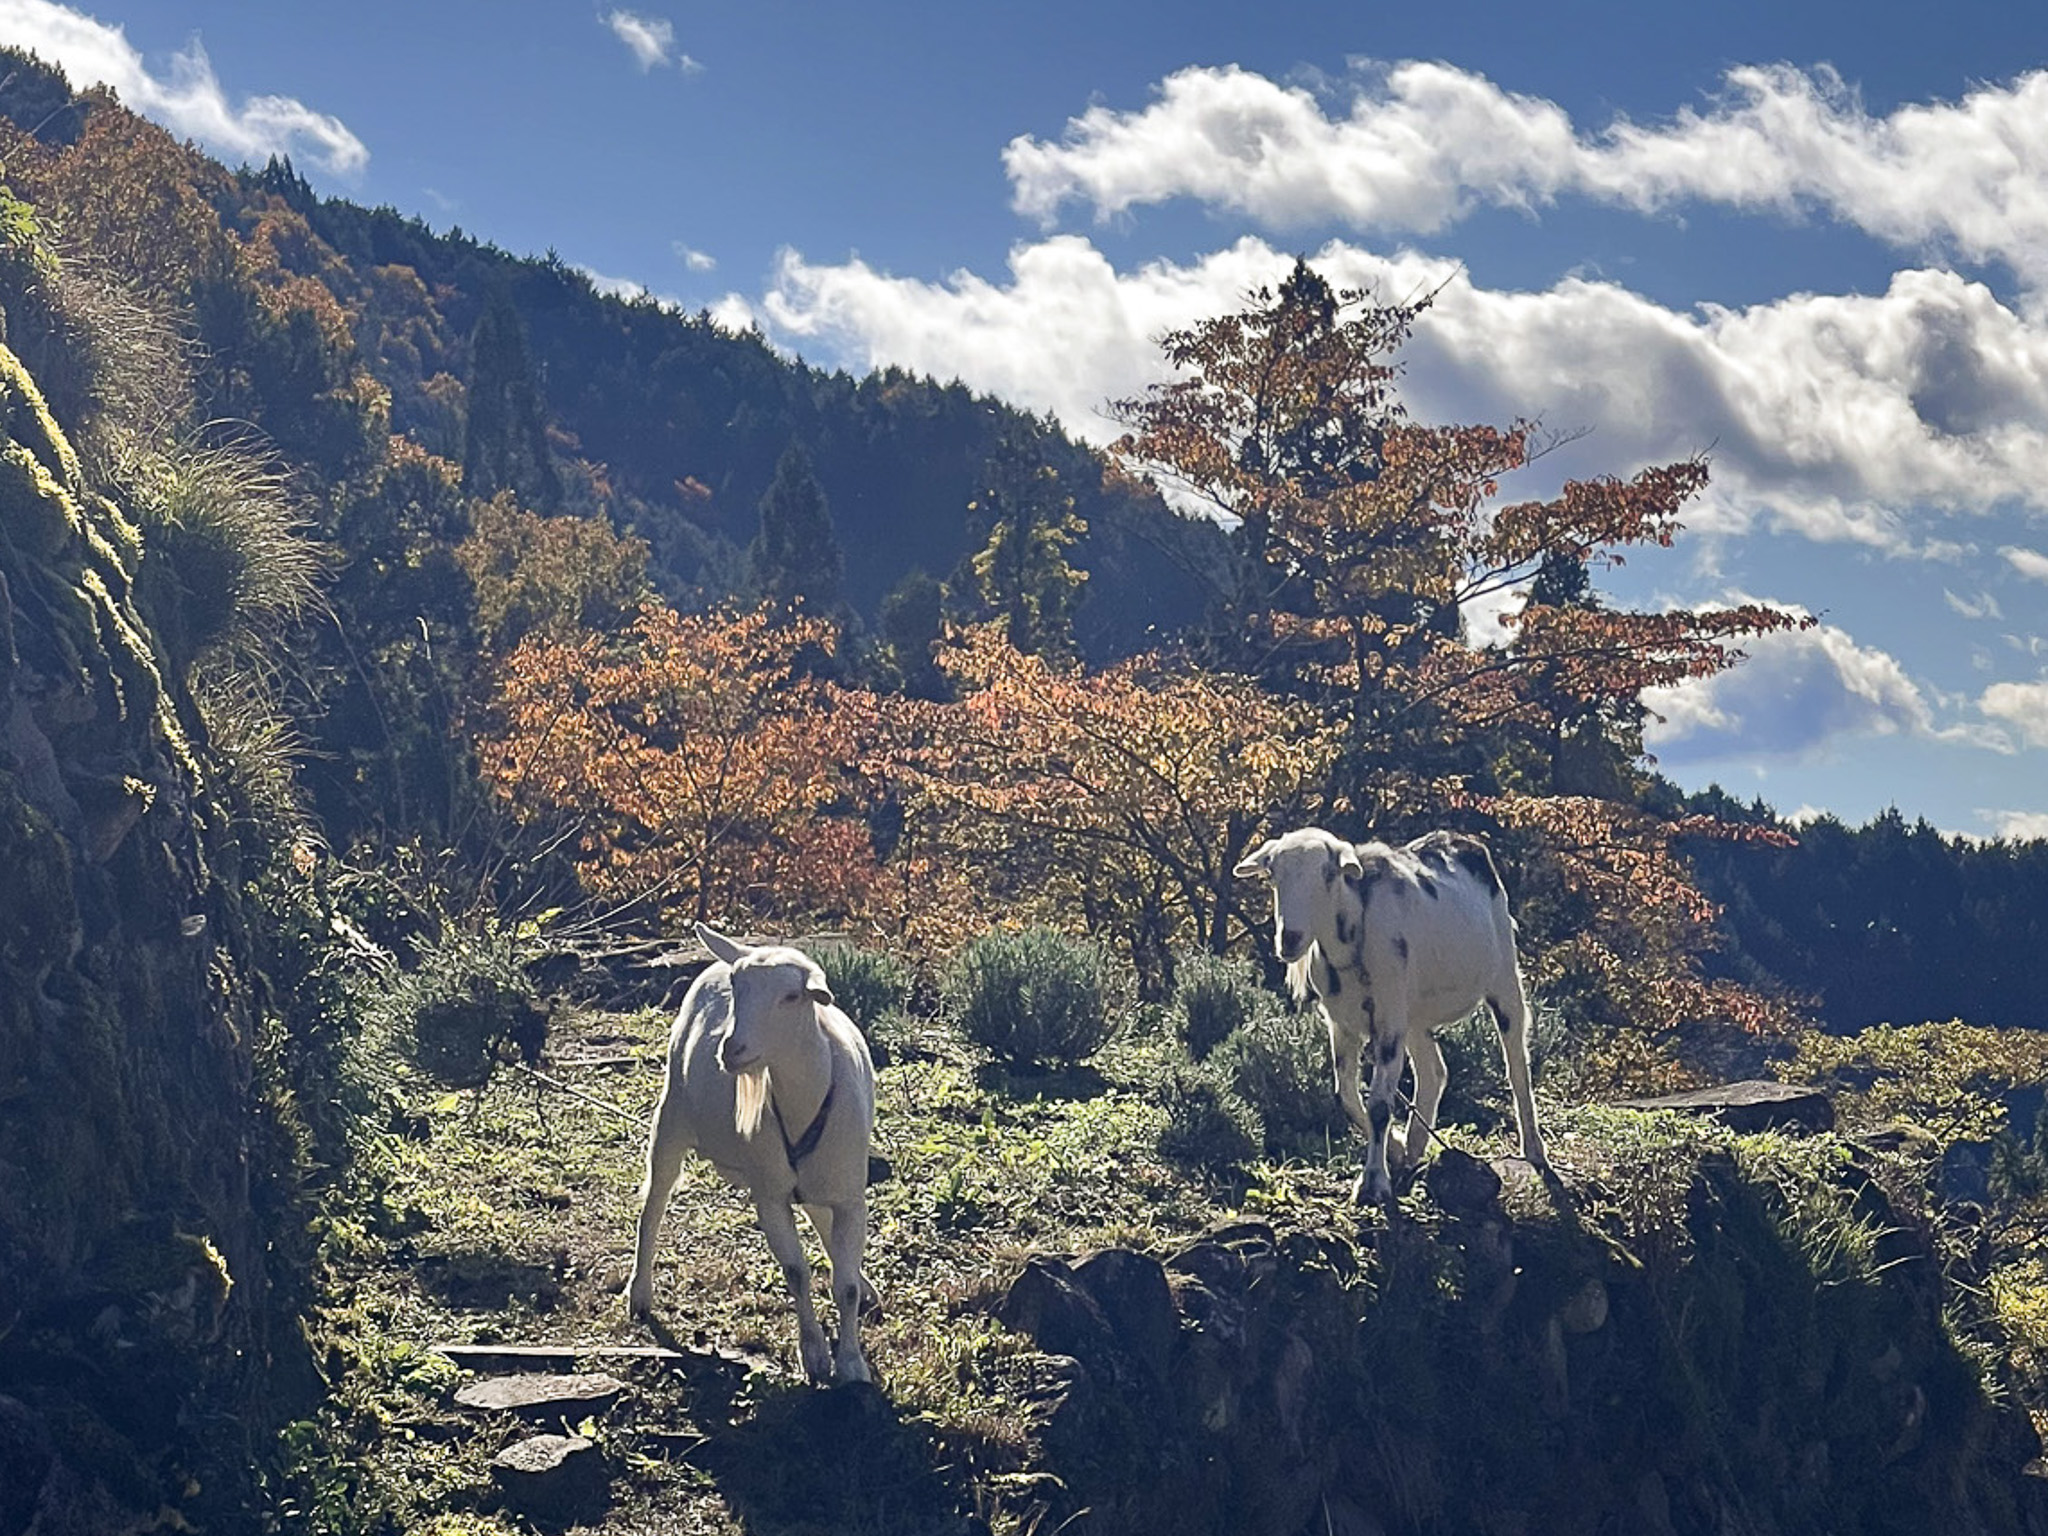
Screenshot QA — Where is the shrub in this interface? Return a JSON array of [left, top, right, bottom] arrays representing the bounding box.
[[351, 923, 548, 1091], [1172, 950, 1266, 1061], [815, 941, 913, 1034], [1155, 1063, 1261, 1171], [1215, 1006, 1341, 1157], [943, 926, 1114, 1067]]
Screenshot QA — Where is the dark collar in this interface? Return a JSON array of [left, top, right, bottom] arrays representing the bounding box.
[[772, 1078, 836, 1168]]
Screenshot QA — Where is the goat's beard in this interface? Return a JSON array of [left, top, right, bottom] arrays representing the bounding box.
[[732, 1065, 771, 1139]]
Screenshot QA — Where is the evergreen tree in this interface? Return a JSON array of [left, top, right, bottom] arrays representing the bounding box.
[[750, 440, 843, 612], [877, 569, 950, 700], [963, 429, 1087, 661], [462, 288, 561, 509]]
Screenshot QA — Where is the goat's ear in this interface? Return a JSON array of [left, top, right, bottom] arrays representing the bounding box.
[[806, 981, 835, 1008], [696, 922, 750, 965], [1233, 841, 1277, 879], [1338, 844, 1364, 882]]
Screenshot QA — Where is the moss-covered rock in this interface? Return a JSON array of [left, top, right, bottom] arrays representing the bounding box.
[[997, 1131, 2048, 1536], [0, 315, 290, 1530]]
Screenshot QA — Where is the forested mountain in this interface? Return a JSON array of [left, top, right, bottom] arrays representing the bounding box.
[[1671, 795, 2048, 1032], [247, 157, 1226, 656]]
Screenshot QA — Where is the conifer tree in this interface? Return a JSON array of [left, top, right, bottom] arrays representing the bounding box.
[[749, 440, 844, 613], [462, 289, 561, 509], [964, 429, 1087, 662], [877, 569, 950, 699]]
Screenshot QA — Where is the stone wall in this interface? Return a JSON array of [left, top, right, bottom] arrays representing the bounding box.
[[997, 1147, 2048, 1536]]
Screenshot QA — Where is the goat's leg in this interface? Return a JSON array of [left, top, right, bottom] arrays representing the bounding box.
[[626, 1093, 689, 1317], [817, 1194, 872, 1383], [1403, 1031, 1447, 1171], [1357, 1014, 1407, 1204], [1490, 976, 1549, 1170], [1330, 1018, 1372, 1139], [755, 1195, 832, 1382], [805, 1203, 880, 1315]]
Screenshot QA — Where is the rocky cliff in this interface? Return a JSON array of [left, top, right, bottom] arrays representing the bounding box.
[[0, 295, 286, 1532]]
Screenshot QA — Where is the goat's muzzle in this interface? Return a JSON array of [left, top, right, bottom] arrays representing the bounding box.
[[1279, 928, 1307, 962]]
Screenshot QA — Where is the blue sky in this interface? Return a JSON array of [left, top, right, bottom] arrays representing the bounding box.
[[9, 0, 2048, 840]]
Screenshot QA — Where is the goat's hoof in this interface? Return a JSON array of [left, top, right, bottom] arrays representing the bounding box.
[[625, 1282, 653, 1319], [1351, 1171, 1394, 1205], [837, 1355, 873, 1385], [799, 1340, 834, 1383]]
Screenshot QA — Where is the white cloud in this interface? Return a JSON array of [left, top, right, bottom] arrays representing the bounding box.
[[1985, 809, 2048, 840], [1641, 613, 2000, 762], [574, 263, 681, 311], [1005, 61, 1578, 236], [0, 0, 366, 174], [2004, 545, 2048, 582], [762, 235, 2048, 553], [708, 292, 760, 334], [1945, 588, 2003, 620], [1005, 60, 2048, 293], [674, 243, 717, 272], [765, 235, 1330, 438], [602, 11, 698, 73], [1980, 677, 2048, 749]]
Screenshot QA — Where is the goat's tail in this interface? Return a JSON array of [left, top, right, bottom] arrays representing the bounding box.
[[733, 1065, 771, 1140]]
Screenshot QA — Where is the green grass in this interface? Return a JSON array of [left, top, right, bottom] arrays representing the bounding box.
[[282, 997, 2022, 1536], [284, 997, 1322, 1533]]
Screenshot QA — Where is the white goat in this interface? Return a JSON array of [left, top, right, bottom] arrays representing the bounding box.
[[1235, 827, 1547, 1203], [626, 923, 877, 1383]]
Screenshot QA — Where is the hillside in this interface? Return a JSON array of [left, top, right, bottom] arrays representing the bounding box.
[[290, 177, 1227, 656], [6, 45, 2048, 1536], [275, 990, 2048, 1536]]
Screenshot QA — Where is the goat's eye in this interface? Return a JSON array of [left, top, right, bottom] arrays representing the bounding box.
[[783, 990, 801, 1005]]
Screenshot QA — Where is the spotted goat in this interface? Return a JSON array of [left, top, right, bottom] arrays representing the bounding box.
[[1235, 827, 1548, 1202]]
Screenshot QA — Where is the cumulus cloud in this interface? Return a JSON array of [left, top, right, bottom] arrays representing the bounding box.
[[602, 10, 699, 73], [2004, 545, 2048, 582], [0, 0, 366, 174], [674, 243, 717, 272], [762, 234, 2048, 553], [1640, 614, 1997, 763], [708, 292, 760, 334], [1946, 589, 2003, 620], [1980, 677, 2048, 749], [1986, 809, 2048, 840], [1006, 60, 2048, 292]]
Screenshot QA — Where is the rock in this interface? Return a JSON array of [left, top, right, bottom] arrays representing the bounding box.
[[455, 1371, 627, 1419], [490, 1433, 610, 1527], [1615, 1079, 1834, 1134], [1855, 1122, 1939, 1157], [1072, 1247, 1178, 1385], [1423, 1146, 1502, 1214], [999, 1256, 1120, 1372], [1555, 1275, 1609, 1335]]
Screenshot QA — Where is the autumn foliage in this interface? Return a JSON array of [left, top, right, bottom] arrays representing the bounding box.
[[477, 603, 877, 925], [465, 259, 1804, 1056], [872, 626, 1338, 980]]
